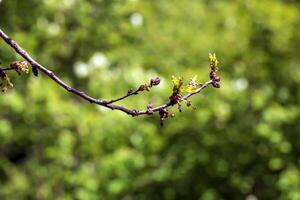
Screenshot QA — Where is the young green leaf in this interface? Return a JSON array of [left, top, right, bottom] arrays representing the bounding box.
[[209, 53, 219, 67], [171, 76, 184, 92]]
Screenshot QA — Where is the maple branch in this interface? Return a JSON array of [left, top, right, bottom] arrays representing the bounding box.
[[0, 27, 218, 122]]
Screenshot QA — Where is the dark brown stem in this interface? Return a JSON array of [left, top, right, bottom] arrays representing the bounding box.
[[0, 28, 213, 117]]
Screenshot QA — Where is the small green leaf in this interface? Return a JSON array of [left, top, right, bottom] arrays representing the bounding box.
[[171, 76, 184, 91], [183, 86, 197, 93]]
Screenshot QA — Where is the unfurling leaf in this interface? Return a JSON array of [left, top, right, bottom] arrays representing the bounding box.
[[171, 76, 184, 92], [209, 53, 219, 67]]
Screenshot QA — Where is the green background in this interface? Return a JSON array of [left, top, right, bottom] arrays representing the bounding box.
[[0, 0, 300, 199]]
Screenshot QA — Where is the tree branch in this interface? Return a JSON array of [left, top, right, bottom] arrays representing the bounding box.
[[0, 27, 218, 121]]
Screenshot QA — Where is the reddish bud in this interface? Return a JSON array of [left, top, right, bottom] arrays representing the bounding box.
[[150, 77, 160, 86], [127, 89, 134, 95], [146, 103, 153, 114], [138, 85, 145, 91]]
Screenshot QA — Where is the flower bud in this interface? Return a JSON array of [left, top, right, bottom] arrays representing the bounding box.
[[146, 103, 153, 114], [150, 77, 160, 86], [10, 61, 29, 75], [138, 85, 145, 91]]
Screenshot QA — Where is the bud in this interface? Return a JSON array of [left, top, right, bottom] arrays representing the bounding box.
[[159, 108, 169, 126], [150, 77, 160, 86], [146, 103, 153, 114], [212, 81, 220, 88], [208, 53, 221, 88], [210, 71, 217, 79], [169, 93, 183, 105], [138, 85, 145, 91], [127, 89, 134, 95]]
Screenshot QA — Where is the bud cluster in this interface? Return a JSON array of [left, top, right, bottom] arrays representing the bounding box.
[[138, 77, 161, 92], [169, 92, 183, 105], [10, 61, 29, 75], [159, 108, 174, 126], [209, 53, 221, 88]]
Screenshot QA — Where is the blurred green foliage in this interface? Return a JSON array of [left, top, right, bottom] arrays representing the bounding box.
[[1, 0, 300, 199]]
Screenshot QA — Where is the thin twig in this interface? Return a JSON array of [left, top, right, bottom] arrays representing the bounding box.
[[0, 66, 14, 71], [0, 28, 213, 117], [183, 80, 212, 100], [105, 88, 140, 104]]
